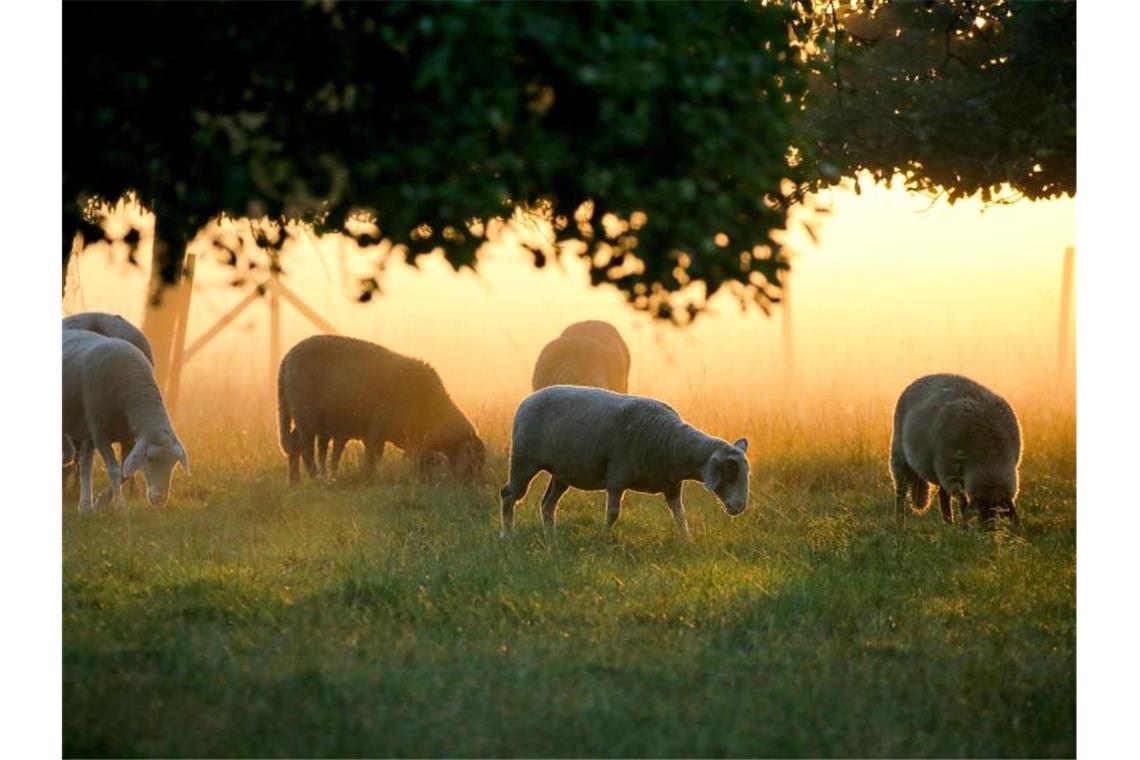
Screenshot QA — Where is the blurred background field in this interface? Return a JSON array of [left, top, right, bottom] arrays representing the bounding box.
[[62, 177, 1075, 480]]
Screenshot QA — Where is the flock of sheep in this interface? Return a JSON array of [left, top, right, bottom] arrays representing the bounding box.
[[62, 313, 1023, 532]]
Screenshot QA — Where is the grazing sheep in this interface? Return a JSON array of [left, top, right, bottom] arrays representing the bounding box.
[[890, 373, 1022, 528], [500, 385, 750, 536], [63, 312, 154, 366], [277, 335, 485, 484], [62, 313, 154, 495], [62, 330, 189, 511], [532, 320, 631, 393]]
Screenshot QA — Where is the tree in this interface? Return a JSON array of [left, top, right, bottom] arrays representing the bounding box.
[[794, 0, 1075, 203], [63, 0, 1076, 323], [64, 0, 804, 322]]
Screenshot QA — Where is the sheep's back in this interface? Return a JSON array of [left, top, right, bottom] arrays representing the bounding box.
[[62, 330, 159, 442], [561, 320, 630, 376], [896, 374, 1020, 475], [532, 327, 630, 392], [512, 386, 678, 489], [63, 312, 154, 366]]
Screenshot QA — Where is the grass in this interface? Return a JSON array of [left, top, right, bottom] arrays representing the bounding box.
[[63, 395, 1075, 757]]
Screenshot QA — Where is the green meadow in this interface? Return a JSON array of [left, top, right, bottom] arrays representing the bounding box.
[[62, 395, 1075, 758]]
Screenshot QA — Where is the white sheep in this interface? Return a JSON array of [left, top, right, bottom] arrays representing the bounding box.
[[62, 313, 154, 494], [891, 373, 1022, 528], [500, 385, 750, 536], [62, 329, 189, 511], [63, 311, 155, 366]]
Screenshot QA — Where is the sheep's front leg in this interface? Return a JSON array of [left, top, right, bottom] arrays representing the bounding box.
[[95, 440, 124, 509], [604, 489, 624, 531], [362, 438, 385, 480], [317, 435, 331, 477], [540, 478, 569, 532], [957, 494, 974, 529], [1005, 501, 1021, 529], [120, 439, 138, 497], [329, 439, 347, 479], [664, 485, 690, 538], [76, 442, 95, 513], [938, 486, 954, 525]]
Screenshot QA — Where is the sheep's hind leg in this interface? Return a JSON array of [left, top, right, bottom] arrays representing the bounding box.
[[299, 430, 320, 481], [287, 445, 301, 486], [665, 486, 691, 538], [499, 465, 538, 537], [604, 489, 624, 532], [893, 478, 911, 523], [890, 453, 916, 523], [540, 478, 569, 533], [76, 442, 95, 513]]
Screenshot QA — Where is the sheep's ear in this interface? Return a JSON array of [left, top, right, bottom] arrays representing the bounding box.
[[176, 443, 190, 476], [123, 441, 146, 478], [733, 438, 749, 453], [702, 455, 722, 492]]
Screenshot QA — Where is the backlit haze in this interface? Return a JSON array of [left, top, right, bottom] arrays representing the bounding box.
[[63, 175, 1076, 460]]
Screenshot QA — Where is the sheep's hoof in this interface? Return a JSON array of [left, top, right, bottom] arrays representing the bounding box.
[[499, 528, 513, 540]]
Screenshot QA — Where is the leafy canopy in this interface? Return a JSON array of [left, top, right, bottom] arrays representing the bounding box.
[[64, 1, 1075, 319], [65, 0, 803, 320], [795, 0, 1075, 204]]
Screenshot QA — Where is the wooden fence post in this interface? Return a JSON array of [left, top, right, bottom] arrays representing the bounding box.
[[781, 269, 794, 379], [165, 253, 197, 416], [1057, 245, 1074, 378], [269, 278, 281, 387]]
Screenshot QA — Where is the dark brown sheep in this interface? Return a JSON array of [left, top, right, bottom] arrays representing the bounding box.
[[277, 335, 485, 484], [890, 373, 1022, 529], [531, 320, 631, 393]]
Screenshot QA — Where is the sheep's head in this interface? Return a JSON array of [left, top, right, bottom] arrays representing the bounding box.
[[451, 434, 486, 482], [702, 438, 751, 516], [967, 485, 1018, 528], [124, 434, 189, 506]]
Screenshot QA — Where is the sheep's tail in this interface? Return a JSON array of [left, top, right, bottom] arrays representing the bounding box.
[[277, 370, 297, 456], [910, 479, 932, 514]]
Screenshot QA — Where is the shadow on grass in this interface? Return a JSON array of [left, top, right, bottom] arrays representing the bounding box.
[[63, 480, 1074, 758]]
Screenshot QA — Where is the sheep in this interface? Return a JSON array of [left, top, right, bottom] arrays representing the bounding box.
[[500, 385, 750, 536], [890, 373, 1022, 529], [62, 329, 189, 511], [277, 335, 485, 484], [63, 312, 155, 366], [532, 320, 631, 393], [62, 313, 154, 494]]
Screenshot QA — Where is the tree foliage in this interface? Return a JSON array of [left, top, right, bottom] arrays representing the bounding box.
[[64, 0, 803, 320], [63, 1, 1075, 319], [795, 0, 1075, 203]]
